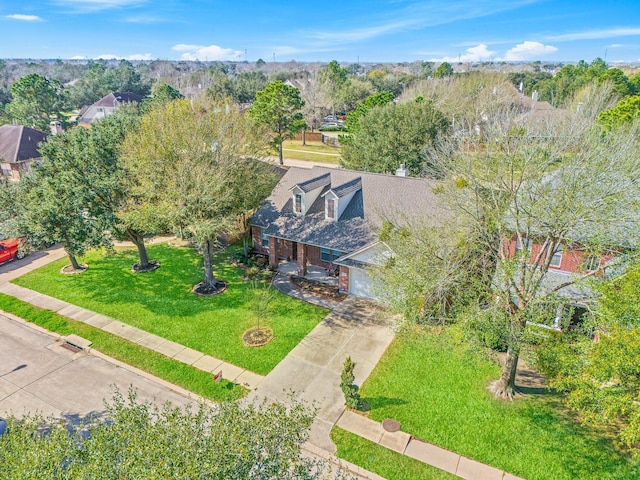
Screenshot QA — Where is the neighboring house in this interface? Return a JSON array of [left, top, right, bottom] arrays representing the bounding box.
[[250, 165, 448, 299], [78, 92, 144, 125], [504, 234, 621, 328], [0, 124, 48, 180]]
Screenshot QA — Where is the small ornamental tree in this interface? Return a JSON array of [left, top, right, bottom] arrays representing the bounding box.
[[340, 356, 361, 410]]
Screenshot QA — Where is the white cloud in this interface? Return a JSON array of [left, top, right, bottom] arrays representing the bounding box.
[[70, 55, 87, 59], [431, 44, 495, 63], [5, 14, 43, 22], [501, 41, 557, 61], [126, 53, 152, 60], [171, 44, 243, 61], [53, 0, 146, 12], [609, 44, 624, 48], [547, 27, 640, 42]]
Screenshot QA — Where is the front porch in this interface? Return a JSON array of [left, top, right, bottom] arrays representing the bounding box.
[[277, 260, 339, 287]]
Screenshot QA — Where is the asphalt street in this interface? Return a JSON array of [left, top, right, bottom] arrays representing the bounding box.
[[0, 313, 194, 421]]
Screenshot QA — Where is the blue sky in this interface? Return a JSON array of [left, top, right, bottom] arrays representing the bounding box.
[[1, 0, 639, 63]]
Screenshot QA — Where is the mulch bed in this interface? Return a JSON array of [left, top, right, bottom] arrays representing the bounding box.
[[192, 280, 228, 296], [242, 327, 274, 347], [290, 275, 347, 301], [131, 259, 160, 273], [60, 264, 88, 275]]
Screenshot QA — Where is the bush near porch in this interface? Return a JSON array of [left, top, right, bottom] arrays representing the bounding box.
[[11, 243, 329, 375]]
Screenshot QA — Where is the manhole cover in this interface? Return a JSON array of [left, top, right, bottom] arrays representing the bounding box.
[[382, 418, 401, 432]]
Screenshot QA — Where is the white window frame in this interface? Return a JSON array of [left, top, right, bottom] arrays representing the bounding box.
[[549, 246, 563, 267], [326, 197, 336, 221], [583, 256, 600, 272], [261, 228, 269, 248], [515, 236, 532, 252], [294, 193, 303, 214]]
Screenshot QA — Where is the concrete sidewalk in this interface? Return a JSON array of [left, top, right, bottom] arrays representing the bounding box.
[[2, 245, 527, 480], [335, 411, 525, 480]]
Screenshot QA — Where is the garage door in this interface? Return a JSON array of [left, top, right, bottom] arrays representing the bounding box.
[[349, 267, 377, 299]]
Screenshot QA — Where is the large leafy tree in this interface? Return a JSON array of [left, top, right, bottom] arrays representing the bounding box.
[[248, 81, 305, 165], [537, 264, 640, 455], [5, 73, 64, 131], [16, 129, 112, 270], [0, 389, 347, 479], [123, 98, 271, 291], [340, 98, 449, 176], [378, 91, 640, 399]]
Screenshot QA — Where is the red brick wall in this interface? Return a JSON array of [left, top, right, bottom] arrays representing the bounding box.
[[306, 245, 332, 268], [252, 226, 268, 255], [276, 239, 294, 260], [504, 236, 613, 274], [339, 265, 349, 293]]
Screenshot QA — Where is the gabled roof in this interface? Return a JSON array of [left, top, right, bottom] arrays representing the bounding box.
[[92, 92, 145, 108], [252, 166, 451, 253], [290, 172, 331, 193], [0, 125, 48, 164], [322, 177, 362, 198]]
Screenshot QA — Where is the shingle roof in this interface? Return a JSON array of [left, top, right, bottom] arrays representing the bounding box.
[[251, 166, 451, 253], [92, 92, 145, 108], [291, 172, 331, 193], [0, 125, 48, 164], [325, 177, 362, 198]]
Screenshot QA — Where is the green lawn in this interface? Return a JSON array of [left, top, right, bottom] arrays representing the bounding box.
[[335, 327, 639, 480], [12, 244, 328, 375], [282, 139, 341, 164], [0, 293, 245, 402], [331, 427, 456, 480]]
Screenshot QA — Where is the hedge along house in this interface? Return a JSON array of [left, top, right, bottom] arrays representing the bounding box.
[[250, 166, 448, 299]]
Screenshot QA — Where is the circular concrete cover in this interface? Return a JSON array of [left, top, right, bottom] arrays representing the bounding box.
[[382, 418, 401, 432]]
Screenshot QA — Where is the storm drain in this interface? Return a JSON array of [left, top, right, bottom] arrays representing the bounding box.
[[61, 342, 83, 353], [61, 334, 93, 353]]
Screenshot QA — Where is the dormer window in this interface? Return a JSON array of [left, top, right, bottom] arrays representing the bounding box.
[[326, 198, 336, 221], [295, 194, 303, 214]]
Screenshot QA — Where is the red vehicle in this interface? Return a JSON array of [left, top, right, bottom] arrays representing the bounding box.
[[0, 238, 26, 264]]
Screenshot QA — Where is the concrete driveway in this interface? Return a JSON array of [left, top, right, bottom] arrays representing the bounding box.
[[0, 313, 194, 420], [247, 297, 396, 453]]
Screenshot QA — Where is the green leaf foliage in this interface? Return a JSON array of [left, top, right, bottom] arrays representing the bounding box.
[[0, 388, 341, 479], [339, 99, 449, 176], [248, 80, 305, 164]]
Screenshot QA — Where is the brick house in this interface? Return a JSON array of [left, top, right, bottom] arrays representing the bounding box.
[[0, 124, 48, 180], [250, 166, 448, 299]]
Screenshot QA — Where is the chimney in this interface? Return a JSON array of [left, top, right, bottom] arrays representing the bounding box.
[[395, 164, 408, 177], [50, 121, 62, 135]]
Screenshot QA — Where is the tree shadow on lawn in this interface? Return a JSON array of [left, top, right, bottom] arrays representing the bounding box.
[[517, 395, 638, 479], [361, 396, 408, 413], [57, 246, 259, 317]]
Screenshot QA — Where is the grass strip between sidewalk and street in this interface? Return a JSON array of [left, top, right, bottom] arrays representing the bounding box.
[[0, 293, 246, 402]]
